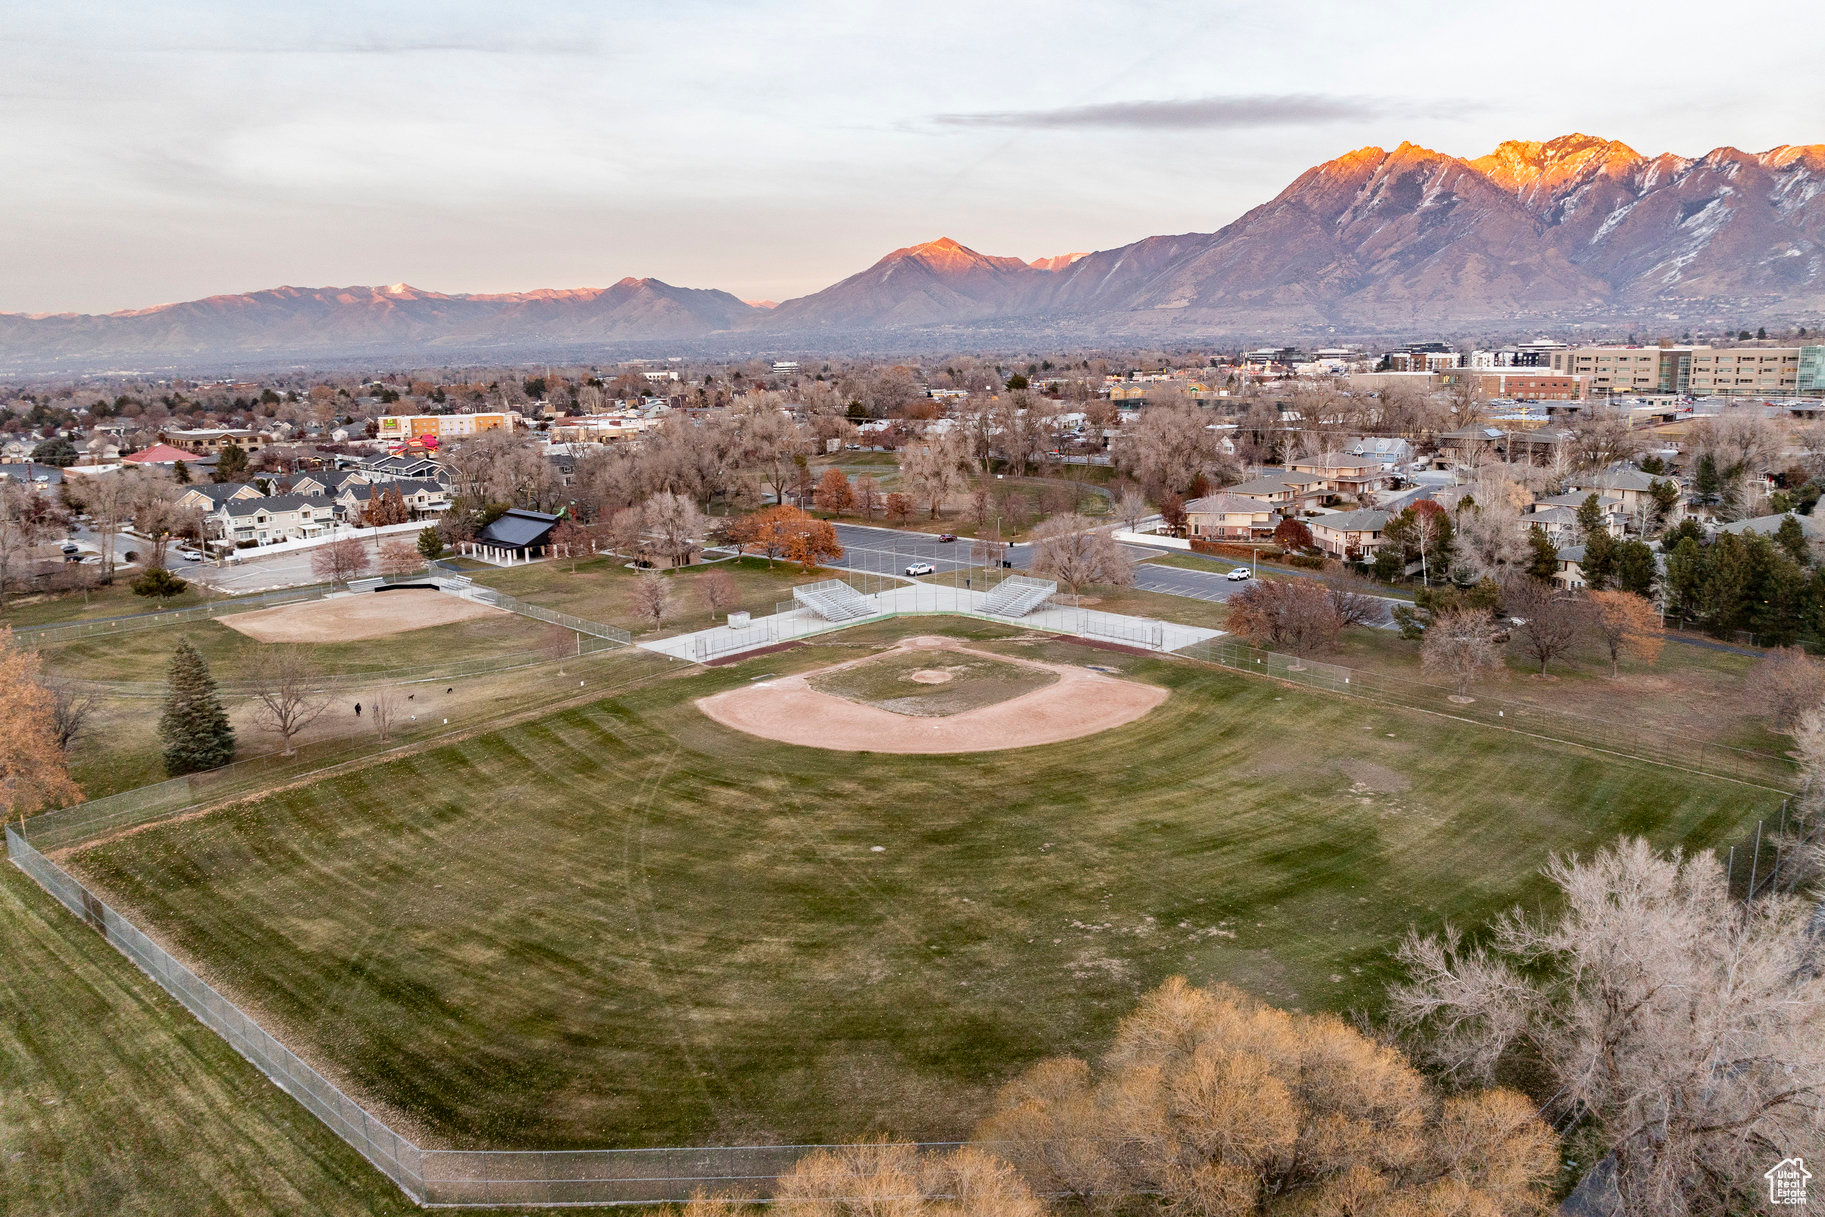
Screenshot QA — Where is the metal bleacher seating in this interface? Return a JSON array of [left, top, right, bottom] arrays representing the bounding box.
[[792, 579, 876, 622], [977, 575, 1057, 618]]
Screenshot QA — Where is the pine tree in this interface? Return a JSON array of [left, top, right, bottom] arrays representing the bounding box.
[[158, 641, 234, 775], [1525, 524, 1559, 582]]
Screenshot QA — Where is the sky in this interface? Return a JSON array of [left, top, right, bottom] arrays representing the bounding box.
[[3, 0, 1823, 315]]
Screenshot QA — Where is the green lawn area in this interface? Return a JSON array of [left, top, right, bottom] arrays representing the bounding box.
[[0, 579, 218, 630], [64, 619, 1778, 1155], [470, 554, 814, 635], [0, 865, 419, 1217]]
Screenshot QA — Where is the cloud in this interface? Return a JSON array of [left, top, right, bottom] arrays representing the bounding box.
[[935, 94, 1391, 131]]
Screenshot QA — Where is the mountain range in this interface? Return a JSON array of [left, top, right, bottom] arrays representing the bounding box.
[[6, 134, 1825, 372]]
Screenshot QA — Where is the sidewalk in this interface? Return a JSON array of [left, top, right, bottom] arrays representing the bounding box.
[[638, 583, 1221, 663]]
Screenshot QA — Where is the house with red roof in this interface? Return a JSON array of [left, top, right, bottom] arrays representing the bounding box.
[[122, 442, 204, 466]]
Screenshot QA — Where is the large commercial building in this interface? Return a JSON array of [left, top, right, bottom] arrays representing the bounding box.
[[375, 412, 514, 444], [1546, 343, 1825, 397]]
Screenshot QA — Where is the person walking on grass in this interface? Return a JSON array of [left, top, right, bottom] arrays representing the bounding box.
[[354, 702, 361, 717]]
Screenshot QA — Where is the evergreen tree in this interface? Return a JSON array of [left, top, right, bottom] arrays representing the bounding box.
[[416, 526, 446, 560], [1581, 526, 1618, 590], [1694, 454, 1722, 506], [173, 459, 191, 484], [214, 442, 249, 483], [158, 641, 234, 775], [1525, 524, 1559, 582], [1611, 539, 1658, 598], [1575, 493, 1607, 542], [1663, 535, 1705, 625], [1775, 514, 1810, 566]]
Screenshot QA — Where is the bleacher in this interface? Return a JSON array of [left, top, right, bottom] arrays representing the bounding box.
[[977, 575, 1057, 618], [346, 577, 385, 594], [792, 579, 876, 622]]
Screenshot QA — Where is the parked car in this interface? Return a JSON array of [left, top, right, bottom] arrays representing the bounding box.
[[178, 549, 205, 563], [1225, 567, 1252, 582], [936, 533, 957, 543], [59, 542, 80, 555], [904, 561, 936, 576]]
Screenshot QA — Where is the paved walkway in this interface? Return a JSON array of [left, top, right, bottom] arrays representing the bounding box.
[[638, 583, 1221, 663]]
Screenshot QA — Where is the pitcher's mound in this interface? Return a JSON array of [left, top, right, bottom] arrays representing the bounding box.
[[222, 589, 507, 643], [695, 636, 1167, 753]]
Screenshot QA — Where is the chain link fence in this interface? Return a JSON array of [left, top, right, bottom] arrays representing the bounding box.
[[9, 819, 971, 1205]]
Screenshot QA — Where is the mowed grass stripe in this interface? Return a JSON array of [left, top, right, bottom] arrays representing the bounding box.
[[67, 637, 1781, 1151]]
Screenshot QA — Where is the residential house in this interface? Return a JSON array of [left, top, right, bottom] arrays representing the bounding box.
[[335, 478, 450, 521], [1553, 545, 1588, 590], [1288, 454, 1390, 502], [1716, 512, 1825, 543], [209, 494, 338, 546], [1561, 469, 1665, 520], [1526, 492, 1627, 541], [1221, 472, 1327, 515], [1308, 509, 1391, 560], [176, 482, 265, 513], [358, 453, 445, 481], [287, 469, 368, 497], [1342, 436, 1414, 469], [1182, 493, 1280, 540]]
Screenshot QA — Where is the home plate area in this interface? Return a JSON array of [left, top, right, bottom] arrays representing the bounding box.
[[693, 635, 1167, 753]]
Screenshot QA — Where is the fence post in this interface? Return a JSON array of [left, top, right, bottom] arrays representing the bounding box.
[[1748, 819, 1763, 902]]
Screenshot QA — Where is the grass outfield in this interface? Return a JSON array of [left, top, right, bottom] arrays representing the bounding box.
[[64, 620, 1780, 1154], [0, 865, 420, 1217]]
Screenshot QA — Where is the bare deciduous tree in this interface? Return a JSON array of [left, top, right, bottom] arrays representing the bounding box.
[[0, 481, 58, 604], [1225, 578, 1344, 657], [377, 539, 422, 576], [698, 568, 739, 620], [1391, 839, 1825, 1217], [1027, 516, 1132, 598], [245, 647, 330, 755], [1504, 577, 1584, 676], [982, 978, 1556, 1216], [644, 491, 710, 568], [853, 474, 881, 521], [1753, 646, 1825, 731], [310, 536, 371, 585], [629, 571, 676, 632], [368, 685, 400, 743], [1422, 607, 1503, 698], [1111, 402, 1227, 499], [45, 678, 97, 752], [900, 434, 968, 519]]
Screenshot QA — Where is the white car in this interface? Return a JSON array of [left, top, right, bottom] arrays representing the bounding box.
[[1225, 567, 1253, 582], [904, 561, 936, 577], [179, 549, 206, 563]]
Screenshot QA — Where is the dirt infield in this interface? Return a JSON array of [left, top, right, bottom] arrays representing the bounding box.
[[220, 589, 508, 643], [695, 635, 1167, 753]]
